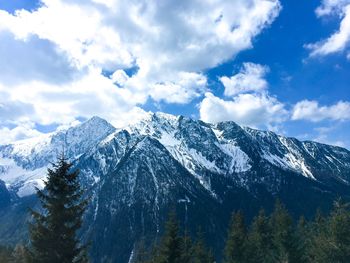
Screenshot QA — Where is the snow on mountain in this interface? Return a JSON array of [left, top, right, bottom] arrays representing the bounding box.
[[1, 112, 350, 198], [0, 116, 116, 196], [1, 112, 350, 263]]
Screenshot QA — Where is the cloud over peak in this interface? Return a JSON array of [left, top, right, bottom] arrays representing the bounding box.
[[0, 0, 282, 142], [292, 100, 350, 122], [199, 92, 287, 128], [220, 62, 269, 96]]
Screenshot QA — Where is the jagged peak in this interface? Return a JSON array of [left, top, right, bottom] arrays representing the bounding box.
[[78, 116, 115, 130], [152, 112, 180, 122], [134, 111, 181, 126]]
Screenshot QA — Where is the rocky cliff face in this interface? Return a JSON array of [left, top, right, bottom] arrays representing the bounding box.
[[1, 113, 350, 262]]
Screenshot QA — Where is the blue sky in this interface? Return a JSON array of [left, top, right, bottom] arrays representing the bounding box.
[[0, 0, 349, 148]]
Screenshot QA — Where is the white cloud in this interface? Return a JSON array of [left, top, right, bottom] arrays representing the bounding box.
[[0, 30, 80, 85], [315, 0, 350, 16], [0, 124, 43, 145], [149, 72, 207, 104], [307, 0, 350, 56], [0, 94, 35, 125], [220, 62, 269, 96], [199, 61, 287, 129], [199, 92, 287, 127], [292, 100, 350, 122], [111, 70, 129, 87], [0, 0, 281, 143], [0, 68, 148, 128]]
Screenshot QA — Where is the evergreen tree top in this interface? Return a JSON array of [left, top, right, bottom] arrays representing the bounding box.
[[28, 156, 89, 263]]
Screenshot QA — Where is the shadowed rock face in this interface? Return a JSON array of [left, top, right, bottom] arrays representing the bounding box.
[[1, 113, 350, 262], [0, 180, 10, 209]]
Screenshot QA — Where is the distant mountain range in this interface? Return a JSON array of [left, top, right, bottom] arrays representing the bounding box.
[[1, 113, 350, 262]]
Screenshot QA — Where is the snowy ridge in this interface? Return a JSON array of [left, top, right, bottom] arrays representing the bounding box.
[[1, 112, 350, 198], [219, 143, 251, 173], [0, 116, 116, 197]]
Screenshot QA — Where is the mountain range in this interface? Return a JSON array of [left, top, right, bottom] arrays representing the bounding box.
[[1, 112, 350, 262]]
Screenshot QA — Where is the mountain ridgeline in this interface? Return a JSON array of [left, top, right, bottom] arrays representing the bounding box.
[[0, 113, 350, 262]]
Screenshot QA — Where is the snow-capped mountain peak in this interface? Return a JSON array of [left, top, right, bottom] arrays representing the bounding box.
[[1, 112, 350, 199], [1, 113, 350, 263], [0, 116, 116, 196]]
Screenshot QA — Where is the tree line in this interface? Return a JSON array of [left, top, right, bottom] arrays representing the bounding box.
[[131, 199, 350, 263], [1, 156, 350, 262]]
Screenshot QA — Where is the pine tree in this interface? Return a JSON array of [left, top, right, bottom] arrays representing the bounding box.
[[245, 209, 273, 263], [308, 208, 327, 262], [269, 200, 299, 263], [328, 199, 350, 262], [180, 230, 194, 263], [311, 199, 350, 263], [295, 216, 309, 263], [223, 211, 247, 263], [192, 230, 214, 263], [133, 238, 149, 263], [0, 245, 13, 263], [153, 211, 183, 263], [28, 156, 88, 263], [10, 244, 32, 263]]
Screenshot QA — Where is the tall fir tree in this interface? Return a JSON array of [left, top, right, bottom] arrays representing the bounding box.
[[327, 199, 350, 262], [269, 200, 299, 263], [29, 156, 88, 263], [192, 229, 214, 263], [310, 199, 350, 263], [295, 216, 309, 263], [133, 237, 149, 263], [223, 211, 247, 263], [152, 211, 183, 263], [245, 209, 273, 263], [308, 208, 327, 262], [10, 244, 32, 263], [0, 246, 12, 263], [180, 230, 194, 263]]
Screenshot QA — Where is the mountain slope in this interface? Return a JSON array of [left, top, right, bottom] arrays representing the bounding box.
[[0, 112, 350, 262], [0, 116, 116, 197]]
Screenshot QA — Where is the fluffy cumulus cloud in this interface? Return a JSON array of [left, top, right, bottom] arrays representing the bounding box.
[[0, 0, 282, 143], [292, 100, 350, 122], [149, 72, 207, 104], [220, 62, 269, 96], [199, 62, 287, 129], [199, 92, 287, 128], [0, 125, 43, 145], [307, 0, 350, 56]]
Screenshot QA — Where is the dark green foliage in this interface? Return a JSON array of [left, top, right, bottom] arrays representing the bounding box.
[[192, 230, 214, 263], [11, 245, 32, 263], [132, 199, 350, 263], [133, 238, 149, 263], [28, 156, 88, 263], [309, 199, 350, 263], [144, 212, 214, 263], [245, 209, 273, 263], [223, 211, 247, 263], [326, 199, 350, 262], [152, 211, 183, 263], [269, 200, 300, 263], [0, 244, 31, 263], [222, 199, 350, 263], [0, 245, 13, 263], [180, 231, 193, 263], [295, 216, 309, 263]]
